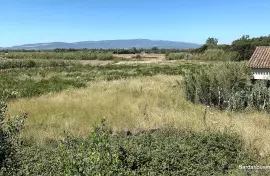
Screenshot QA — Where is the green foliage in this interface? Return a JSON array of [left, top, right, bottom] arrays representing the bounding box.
[[0, 100, 27, 175], [56, 125, 126, 175], [0, 72, 86, 99], [7, 126, 258, 175], [196, 49, 238, 61], [206, 37, 219, 47], [183, 61, 270, 112], [6, 51, 114, 60], [184, 48, 238, 61], [15, 122, 129, 175], [231, 35, 270, 61], [0, 63, 202, 99], [183, 62, 252, 109], [19, 77, 86, 98], [228, 80, 270, 112], [192, 35, 270, 61], [192, 44, 208, 54], [0, 102, 262, 175], [115, 129, 255, 175], [0, 59, 75, 69], [166, 52, 193, 60], [3, 48, 193, 55]]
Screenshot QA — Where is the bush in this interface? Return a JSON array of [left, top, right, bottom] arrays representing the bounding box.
[[131, 54, 142, 59], [115, 129, 256, 175], [0, 100, 27, 175], [229, 80, 270, 112], [195, 49, 238, 61], [16, 127, 257, 175], [18, 122, 128, 175], [183, 62, 252, 109], [0, 111, 261, 175], [0, 59, 75, 69], [166, 52, 193, 60], [183, 61, 270, 112]]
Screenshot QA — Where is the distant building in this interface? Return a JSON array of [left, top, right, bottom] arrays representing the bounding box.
[[248, 46, 270, 80]]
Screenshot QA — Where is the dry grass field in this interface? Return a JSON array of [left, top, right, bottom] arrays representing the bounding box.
[[7, 75, 270, 157]]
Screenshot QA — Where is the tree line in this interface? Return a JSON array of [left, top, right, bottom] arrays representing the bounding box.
[[0, 47, 190, 54], [194, 35, 270, 61], [1, 35, 270, 60]]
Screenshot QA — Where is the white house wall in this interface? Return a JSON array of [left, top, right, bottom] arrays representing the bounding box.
[[252, 68, 270, 80]]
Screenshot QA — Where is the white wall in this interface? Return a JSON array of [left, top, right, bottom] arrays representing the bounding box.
[[252, 68, 270, 80]]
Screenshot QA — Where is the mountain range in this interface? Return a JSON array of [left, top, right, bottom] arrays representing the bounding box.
[[1, 39, 200, 50]]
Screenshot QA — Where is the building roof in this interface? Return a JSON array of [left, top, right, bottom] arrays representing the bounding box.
[[248, 46, 270, 68]]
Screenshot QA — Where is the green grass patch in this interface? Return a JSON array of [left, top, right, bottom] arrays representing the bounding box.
[[0, 59, 76, 69], [1, 63, 203, 99], [6, 51, 114, 60]]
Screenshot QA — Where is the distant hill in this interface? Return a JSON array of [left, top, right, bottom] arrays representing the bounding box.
[[2, 39, 200, 50]]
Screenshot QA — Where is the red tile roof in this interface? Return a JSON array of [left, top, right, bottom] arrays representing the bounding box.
[[248, 46, 270, 68]]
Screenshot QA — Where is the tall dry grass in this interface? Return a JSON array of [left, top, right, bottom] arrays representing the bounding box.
[[7, 75, 270, 156]]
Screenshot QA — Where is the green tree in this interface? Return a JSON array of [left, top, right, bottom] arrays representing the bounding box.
[[206, 37, 219, 46], [151, 47, 159, 51], [231, 35, 270, 61], [132, 47, 138, 54]]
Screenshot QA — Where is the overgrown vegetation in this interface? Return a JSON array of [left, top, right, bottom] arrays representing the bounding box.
[[2, 34, 270, 175], [0, 63, 202, 99], [166, 52, 193, 60], [164, 49, 237, 61], [183, 62, 270, 112], [2, 34, 270, 62], [0, 104, 261, 175], [0, 59, 76, 69], [0, 100, 28, 175], [231, 35, 270, 61], [5, 51, 114, 60], [193, 35, 270, 61], [195, 49, 238, 61]]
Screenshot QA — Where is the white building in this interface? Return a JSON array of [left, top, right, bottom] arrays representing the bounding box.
[[248, 46, 270, 80]]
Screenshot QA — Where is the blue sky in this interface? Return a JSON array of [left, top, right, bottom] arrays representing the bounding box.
[[0, 0, 270, 47]]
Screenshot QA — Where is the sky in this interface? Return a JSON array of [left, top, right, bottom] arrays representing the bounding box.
[[0, 0, 270, 47]]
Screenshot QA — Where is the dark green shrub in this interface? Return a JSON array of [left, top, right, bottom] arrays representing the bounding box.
[[0, 59, 75, 69], [56, 126, 127, 175], [166, 52, 193, 60], [196, 49, 238, 61], [18, 122, 129, 176], [0, 100, 27, 175], [27, 60, 36, 68], [115, 129, 256, 175], [16, 127, 258, 175], [131, 54, 142, 59]]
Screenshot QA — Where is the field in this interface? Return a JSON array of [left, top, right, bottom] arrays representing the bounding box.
[[7, 75, 270, 154], [113, 53, 166, 60], [1, 51, 269, 175]]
